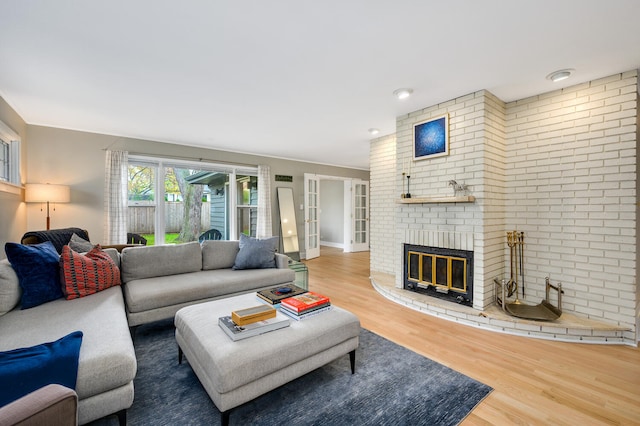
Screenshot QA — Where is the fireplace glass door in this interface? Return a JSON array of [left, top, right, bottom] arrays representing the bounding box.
[[407, 251, 468, 294]]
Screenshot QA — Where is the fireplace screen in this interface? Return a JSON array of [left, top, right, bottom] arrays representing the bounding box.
[[408, 252, 467, 293], [404, 244, 473, 306]]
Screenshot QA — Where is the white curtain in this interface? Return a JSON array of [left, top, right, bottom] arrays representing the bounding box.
[[256, 165, 272, 238], [104, 150, 129, 244]]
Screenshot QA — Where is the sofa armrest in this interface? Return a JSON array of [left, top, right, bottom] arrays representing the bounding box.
[[0, 384, 78, 426], [275, 253, 291, 269]]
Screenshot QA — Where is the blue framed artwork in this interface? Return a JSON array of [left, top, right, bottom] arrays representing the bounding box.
[[413, 114, 449, 160]]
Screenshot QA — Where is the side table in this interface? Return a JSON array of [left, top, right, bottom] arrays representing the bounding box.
[[288, 260, 308, 290]]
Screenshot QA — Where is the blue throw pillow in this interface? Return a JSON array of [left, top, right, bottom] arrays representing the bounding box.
[[232, 234, 279, 270], [5, 241, 63, 309], [0, 331, 83, 407]]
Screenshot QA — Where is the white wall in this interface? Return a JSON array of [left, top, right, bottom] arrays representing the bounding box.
[[22, 125, 369, 256], [25, 126, 113, 240], [370, 134, 396, 274], [319, 180, 344, 246], [504, 71, 638, 336], [0, 96, 28, 256]]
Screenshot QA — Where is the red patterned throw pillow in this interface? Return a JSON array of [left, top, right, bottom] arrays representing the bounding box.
[[60, 245, 121, 299]]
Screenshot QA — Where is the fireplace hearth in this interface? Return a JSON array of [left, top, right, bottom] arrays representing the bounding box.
[[403, 244, 474, 307]]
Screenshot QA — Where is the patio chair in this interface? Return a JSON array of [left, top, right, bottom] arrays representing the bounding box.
[[126, 233, 147, 245], [198, 228, 222, 242]]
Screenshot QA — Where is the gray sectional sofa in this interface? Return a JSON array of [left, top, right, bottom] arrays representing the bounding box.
[[0, 239, 296, 425]]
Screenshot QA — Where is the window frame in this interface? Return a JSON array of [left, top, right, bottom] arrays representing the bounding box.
[[0, 139, 9, 182], [128, 155, 258, 244], [0, 119, 21, 195]]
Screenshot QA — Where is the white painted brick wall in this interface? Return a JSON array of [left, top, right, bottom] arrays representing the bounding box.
[[388, 90, 507, 310], [369, 134, 396, 275], [369, 70, 638, 343], [504, 70, 638, 334]]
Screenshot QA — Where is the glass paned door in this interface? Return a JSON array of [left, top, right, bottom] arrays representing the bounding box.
[[128, 163, 157, 244], [351, 180, 369, 252], [236, 174, 258, 237], [304, 174, 320, 259]]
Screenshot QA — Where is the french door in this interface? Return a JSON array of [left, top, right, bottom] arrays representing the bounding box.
[[304, 174, 320, 259], [350, 179, 369, 252]]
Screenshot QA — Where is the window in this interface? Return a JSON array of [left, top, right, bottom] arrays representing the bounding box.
[[0, 139, 9, 182], [236, 174, 258, 237], [0, 119, 20, 188], [127, 156, 258, 245]]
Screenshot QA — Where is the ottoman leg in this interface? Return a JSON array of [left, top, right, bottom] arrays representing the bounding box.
[[221, 410, 230, 426], [349, 349, 356, 374], [178, 347, 183, 364]]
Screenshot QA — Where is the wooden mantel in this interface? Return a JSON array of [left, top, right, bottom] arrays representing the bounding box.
[[397, 195, 475, 204]]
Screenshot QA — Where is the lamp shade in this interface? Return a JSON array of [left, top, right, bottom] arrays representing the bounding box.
[[25, 183, 70, 203]]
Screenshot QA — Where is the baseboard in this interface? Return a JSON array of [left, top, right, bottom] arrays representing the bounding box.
[[320, 241, 344, 249]]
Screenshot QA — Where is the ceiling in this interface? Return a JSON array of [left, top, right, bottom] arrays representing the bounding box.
[[1, 1, 639, 170]]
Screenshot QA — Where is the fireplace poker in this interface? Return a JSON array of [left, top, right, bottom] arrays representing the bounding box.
[[506, 231, 518, 300], [512, 230, 521, 304], [519, 232, 525, 298]]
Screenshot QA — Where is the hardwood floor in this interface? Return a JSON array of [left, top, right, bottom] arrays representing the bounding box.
[[304, 246, 640, 425]]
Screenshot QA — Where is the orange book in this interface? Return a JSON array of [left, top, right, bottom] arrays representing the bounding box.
[[280, 291, 330, 313]]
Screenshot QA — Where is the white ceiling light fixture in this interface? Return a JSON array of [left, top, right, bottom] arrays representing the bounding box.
[[368, 128, 380, 136], [393, 88, 413, 100], [546, 69, 574, 82]]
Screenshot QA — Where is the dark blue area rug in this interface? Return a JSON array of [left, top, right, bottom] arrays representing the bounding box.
[[94, 319, 491, 426]]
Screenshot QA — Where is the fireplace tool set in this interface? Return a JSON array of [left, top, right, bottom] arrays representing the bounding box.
[[494, 231, 564, 321]]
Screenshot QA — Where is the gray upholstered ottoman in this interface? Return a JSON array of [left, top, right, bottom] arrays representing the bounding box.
[[174, 293, 360, 425]]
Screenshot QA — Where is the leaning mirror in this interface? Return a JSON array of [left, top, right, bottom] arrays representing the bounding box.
[[277, 187, 299, 259]]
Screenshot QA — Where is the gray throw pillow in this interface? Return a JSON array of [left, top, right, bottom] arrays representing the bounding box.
[[232, 234, 279, 270], [68, 233, 94, 253], [0, 260, 21, 316]]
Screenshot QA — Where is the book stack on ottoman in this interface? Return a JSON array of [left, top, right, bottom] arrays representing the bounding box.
[[218, 305, 290, 341], [279, 291, 332, 320], [256, 284, 308, 305], [174, 293, 360, 426]]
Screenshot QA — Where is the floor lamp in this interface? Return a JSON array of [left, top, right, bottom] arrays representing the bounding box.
[[25, 183, 71, 230]]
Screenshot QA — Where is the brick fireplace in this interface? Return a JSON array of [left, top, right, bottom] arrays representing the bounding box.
[[369, 70, 639, 345]]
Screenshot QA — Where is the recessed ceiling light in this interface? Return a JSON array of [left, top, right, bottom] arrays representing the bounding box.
[[393, 88, 413, 99], [546, 69, 574, 82], [368, 128, 380, 136]]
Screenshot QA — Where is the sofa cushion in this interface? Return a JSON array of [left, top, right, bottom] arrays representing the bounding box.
[[68, 233, 94, 253], [0, 260, 21, 316], [60, 245, 121, 300], [0, 331, 83, 407], [232, 235, 279, 270], [102, 248, 121, 268], [124, 268, 295, 314], [120, 242, 202, 282], [4, 242, 63, 309], [201, 240, 240, 270]]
